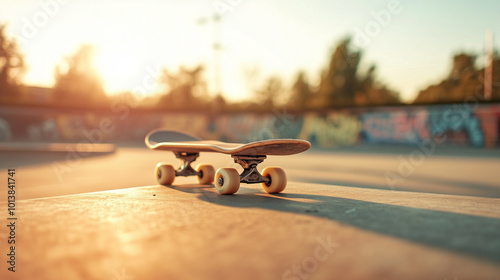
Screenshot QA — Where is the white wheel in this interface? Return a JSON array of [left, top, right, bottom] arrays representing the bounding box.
[[261, 167, 287, 193], [196, 164, 215, 184], [214, 168, 240, 194], [155, 163, 176, 185]]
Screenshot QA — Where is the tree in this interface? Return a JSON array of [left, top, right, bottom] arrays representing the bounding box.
[[211, 93, 227, 113], [289, 71, 313, 110], [0, 24, 25, 100], [412, 52, 499, 104], [157, 65, 208, 110], [53, 44, 107, 107], [358, 65, 400, 106], [317, 37, 361, 107], [255, 76, 283, 109], [489, 55, 500, 101], [310, 36, 400, 108]]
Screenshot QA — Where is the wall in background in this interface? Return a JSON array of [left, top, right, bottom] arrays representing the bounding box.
[[1, 104, 499, 148]]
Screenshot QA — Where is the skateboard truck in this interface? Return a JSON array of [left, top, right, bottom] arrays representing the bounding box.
[[155, 152, 215, 186], [174, 152, 201, 177], [232, 155, 271, 185]]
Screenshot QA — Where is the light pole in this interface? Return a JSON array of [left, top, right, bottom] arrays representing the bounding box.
[[485, 30, 493, 101], [197, 13, 223, 97]]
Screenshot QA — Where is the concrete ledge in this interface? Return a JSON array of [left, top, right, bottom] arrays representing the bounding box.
[[0, 142, 116, 153]]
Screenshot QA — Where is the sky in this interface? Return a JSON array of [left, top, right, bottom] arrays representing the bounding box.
[[0, 0, 499, 102]]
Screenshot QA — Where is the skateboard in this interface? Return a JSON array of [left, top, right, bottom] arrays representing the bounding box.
[[145, 129, 311, 194]]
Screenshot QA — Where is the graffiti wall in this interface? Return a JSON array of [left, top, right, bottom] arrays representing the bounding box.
[[1, 104, 499, 148], [361, 110, 429, 144]]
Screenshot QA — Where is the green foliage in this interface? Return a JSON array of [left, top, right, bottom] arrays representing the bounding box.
[[157, 65, 211, 111], [298, 36, 401, 110], [254, 76, 283, 109], [413, 53, 500, 104], [317, 37, 362, 107], [5, 30, 497, 111], [289, 72, 313, 111], [0, 24, 25, 101]]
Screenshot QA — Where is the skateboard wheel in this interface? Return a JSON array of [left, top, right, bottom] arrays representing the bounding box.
[[261, 167, 287, 193], [195, 164, 215, 184], [214, 168, 240, 194], [155, 163, 176, 185]]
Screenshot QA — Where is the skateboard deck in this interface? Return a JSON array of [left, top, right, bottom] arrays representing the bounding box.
[[145, 129, 311, 195], [145, 129, 311, 156]]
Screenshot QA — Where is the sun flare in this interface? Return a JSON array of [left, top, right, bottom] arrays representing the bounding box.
[[94, 46, 145, 96]]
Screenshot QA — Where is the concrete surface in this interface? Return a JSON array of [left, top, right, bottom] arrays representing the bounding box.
[[1, 146, 500, 202], [0, 183, 499, 280], [1, 146, 500, 279]]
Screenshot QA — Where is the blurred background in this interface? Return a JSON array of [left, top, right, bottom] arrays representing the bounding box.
[[2, 3, 500, 279], [0, 0, 499, 147]]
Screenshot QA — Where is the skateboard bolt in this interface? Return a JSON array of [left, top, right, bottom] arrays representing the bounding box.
[[157, 170, 162, 178], [218, 177, 224, 186]]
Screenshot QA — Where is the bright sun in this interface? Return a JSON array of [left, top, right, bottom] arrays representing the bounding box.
[[94, 46, 145, 96]]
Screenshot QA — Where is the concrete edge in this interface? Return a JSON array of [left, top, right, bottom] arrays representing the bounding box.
[[0, 142, 116, 153]]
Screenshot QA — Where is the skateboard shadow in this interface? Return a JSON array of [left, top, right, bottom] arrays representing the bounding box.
[[289, 162, 500, 198], [297, 177, 500, 199], [164, 184, 500, 264]]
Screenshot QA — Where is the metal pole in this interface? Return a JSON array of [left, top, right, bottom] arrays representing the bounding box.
[[485, 30, 493, 101], [197, 14, 223, 97], [212, 14, 222, 96]]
